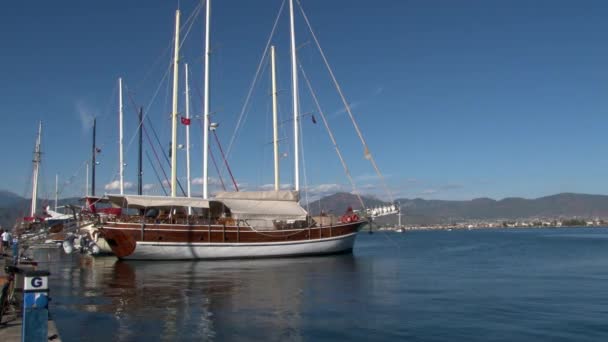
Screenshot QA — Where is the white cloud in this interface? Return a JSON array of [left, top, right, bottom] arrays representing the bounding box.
[[191, 177, 224, 186], [420, 189, 438, 195], [75, 100, 97, 132], [310, 183, 343, 193], [143, 184, 156, 191], [329, 101, 361, 119], [259, 183, 292, 190], [104, 180, 134, 191]]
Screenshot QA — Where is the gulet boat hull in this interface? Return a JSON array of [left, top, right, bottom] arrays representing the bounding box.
[[101, 221, 363, 260]]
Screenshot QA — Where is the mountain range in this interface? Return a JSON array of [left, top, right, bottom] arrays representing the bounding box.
[[1, 190, 607, 227], [307, 192, 608, 225]]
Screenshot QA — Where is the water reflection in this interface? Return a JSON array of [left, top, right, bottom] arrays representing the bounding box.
[[48, 251, 361, 341]]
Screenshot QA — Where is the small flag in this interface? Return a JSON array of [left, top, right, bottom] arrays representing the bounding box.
[[311, 114, 317, 124], [181, 117, 191, 125]]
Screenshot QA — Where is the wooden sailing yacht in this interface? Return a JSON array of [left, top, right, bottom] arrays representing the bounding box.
[[99, 0, 367, 260]]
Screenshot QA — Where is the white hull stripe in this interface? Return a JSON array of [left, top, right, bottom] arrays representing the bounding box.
[[134, 232, 358, 247]]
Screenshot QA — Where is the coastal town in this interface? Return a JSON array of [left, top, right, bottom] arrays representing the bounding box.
[[378, 218, 607, 231]]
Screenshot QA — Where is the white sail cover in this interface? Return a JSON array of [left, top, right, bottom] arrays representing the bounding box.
[[107, 195, 210, 209], [219, 199, 307, 220], [214, 190, 300, 202], [214, 191, 307, 220]]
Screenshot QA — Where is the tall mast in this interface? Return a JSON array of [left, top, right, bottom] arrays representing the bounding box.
[[91, 118, 96, 196], [170, 9, 181, 197], [185, 63, 192, 212], [271, 45, 280, 191], [138, 107, 143, 195], [119, 77, 125, 195], [398, 202, 402, 227], [54, 173, 58, 211], [289, 0, 300, 191], [30, 121, 42, 217], [85, 162, 89, 197], [202, 0, 211, 199]]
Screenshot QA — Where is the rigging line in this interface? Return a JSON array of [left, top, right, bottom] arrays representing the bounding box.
[[126, 91, 187, 196], [299, 102, 310, 212], [146, 150, 169, 196], [197, 113, 227, 192], [297, 0, 393, 203], [145, 64, 173, 122], [299, 63, 366, 210], [146, 135, 172, 193], [178, 1, 203, 51], [223, 0, 286, 163], [213, 130, 238, 191], [131, 1, 201, 97], [209, 148, 227, 191], [126, 87, 176, 195], [120, 65, 172, 156], [57, 159, 89, 197]]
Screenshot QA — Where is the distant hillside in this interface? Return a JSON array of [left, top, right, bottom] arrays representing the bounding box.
[[0, 191, 82, 228], [308, 192, 608, 225]]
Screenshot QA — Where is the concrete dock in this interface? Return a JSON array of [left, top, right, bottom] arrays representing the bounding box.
[[0, 252, 62, 341]]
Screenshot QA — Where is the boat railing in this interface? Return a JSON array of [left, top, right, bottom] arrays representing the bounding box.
[[107, 215, 247, 227]]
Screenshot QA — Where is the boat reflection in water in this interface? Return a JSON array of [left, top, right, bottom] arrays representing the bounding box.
[[53, 252, 362, 341]]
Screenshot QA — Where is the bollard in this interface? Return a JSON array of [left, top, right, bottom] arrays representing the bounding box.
[[22, 270, 50, 342]]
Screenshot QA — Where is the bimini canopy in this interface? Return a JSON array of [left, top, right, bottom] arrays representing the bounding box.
[[214, 191, 307, 220], [107, 195, 210, 209]]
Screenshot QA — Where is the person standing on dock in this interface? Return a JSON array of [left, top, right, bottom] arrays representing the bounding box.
[[1, 229, 9, 252]]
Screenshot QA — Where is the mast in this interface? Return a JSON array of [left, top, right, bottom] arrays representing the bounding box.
[[170, 9, 181, 197], [85, 162, 89, 197], [185, 63, 192, 213], [398, 202, 402, 227], [138, 107, 143, 195], [54, 173, 58, 211], [271, 45, 280, 191], [119, 77, 125, 195], [202, 0, 211, 199], [91, 118, 96, 196], [30, 121, 42, 217], [289, 0, 300, 191]]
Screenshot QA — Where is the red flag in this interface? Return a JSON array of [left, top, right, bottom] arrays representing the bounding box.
[[181, 117, 191, 125]]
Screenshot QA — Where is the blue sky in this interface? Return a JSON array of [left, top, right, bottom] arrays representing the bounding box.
[[2, 0, 608, 202]]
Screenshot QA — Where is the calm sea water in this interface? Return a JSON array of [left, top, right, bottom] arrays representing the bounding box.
[[33, 228, 608, 341]]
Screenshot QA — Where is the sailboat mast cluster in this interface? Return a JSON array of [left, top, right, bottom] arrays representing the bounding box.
[[96, 0, 365, 261]]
